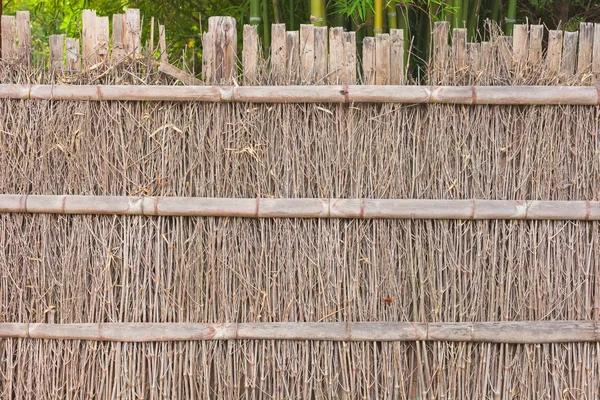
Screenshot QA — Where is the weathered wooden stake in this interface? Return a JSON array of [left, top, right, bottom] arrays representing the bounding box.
[[15, 11, 30, 66], [49, 35, 64, 73], [375, 34, 391, 85], [82, 9, 97, 65], [206, 16, 237, 84], [125, 8, 141, 57], [242, 25, 258, 84], [1, 15, 15, 59], [271, 24, 287, 83], [66, 38, 80, 71], [390, 29, 404, 85], [300, 24, 315, 84]]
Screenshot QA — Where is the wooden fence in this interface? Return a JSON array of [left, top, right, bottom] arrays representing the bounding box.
[[1, 10, 600, 85]]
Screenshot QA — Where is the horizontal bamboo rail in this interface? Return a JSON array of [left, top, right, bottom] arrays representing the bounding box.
[[0, 321, 596, 343], [1, 195, 600, 220], [0, 84, 599, 104]]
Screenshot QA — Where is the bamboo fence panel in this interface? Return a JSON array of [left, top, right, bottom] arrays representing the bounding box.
[[0, 321, 597, 343], [2, 9, 600, 399]]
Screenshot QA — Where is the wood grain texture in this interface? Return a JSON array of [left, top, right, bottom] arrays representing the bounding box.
[[65, 38, 80, 71], [270, 24, 287, 83], [15, 11, 30, 66], [375, 34, 391, 85], [1, 16, 16, 60], [49, 35, 64, 73], [242, 25, 258, 84]]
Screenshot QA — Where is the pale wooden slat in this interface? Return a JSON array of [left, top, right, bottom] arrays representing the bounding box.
[[452, 28, 467, 70], [243, 25, 259, 84], [328, 27, 344, 84], [313, 26, 327, 84], [159, 25, 167, 63], [299, 24, 315, 84], [432, 21, 450, 83], [1, 16, 16, 60], [201, 31, 215, 83], [342, 31, 357, 85], [577, 22, 594, 76], [594, 24, 600, 83], [81, 10, 97, 65], [270, 24, 287, 83], [546, 30, 563, 76], [362, 37, 376, 85], [16, 11, 31, 66], [66, 38, 80, 72], [512, 24, 528, 70], [111, 14, 126, 62], [95, 16, 109, 63], [561, 31, 578, 81], [375, 34, 391, 85], [207, 16, 237, 84], [528, 25, 543, 66], [125, 8, 141, 56], [286, 31, 300, 84], [49, 35, 64, 73], [390, 29, 404, 85]]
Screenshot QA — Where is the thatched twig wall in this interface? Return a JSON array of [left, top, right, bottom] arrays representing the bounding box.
[[2, 195, 600, 220], [0, 321, 597, 343], [0, 84, 599, 104]]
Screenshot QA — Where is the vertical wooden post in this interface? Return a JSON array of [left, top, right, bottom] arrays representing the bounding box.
[[49, 35, 64, 73], [96, 16, 109, 63], [527, 25, 543, 66], [242, 25, 258, 84], [112, 14, 126, 62], [577, 22, 594, 77], [82, 9, 97, 65], [16, 11, 30, 67], [206, 16, 237, 84], [362, 36, 375, 84], [452, 28, 467, 71], [271, 24, 287, 83], [201, 31, 214, 83], [313, 26, 327, 84], [432, 22, 449, 84], [390, 29, 404, 85], [300, 24, 315, 84], [126, 8, 141, 57], [375, 34, 391, 85], [66, 38, 80, 71], [159, 25, 167, 63], [512, 24, 528, 72], [342, 31, 357, 85], [286, 31, 300, 84], [560, 31, 578, 81], [1, 15, 16, 60], [329, 27, 343, 84], [593, 24, 600, 83], [546, 30, 562, 77]]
